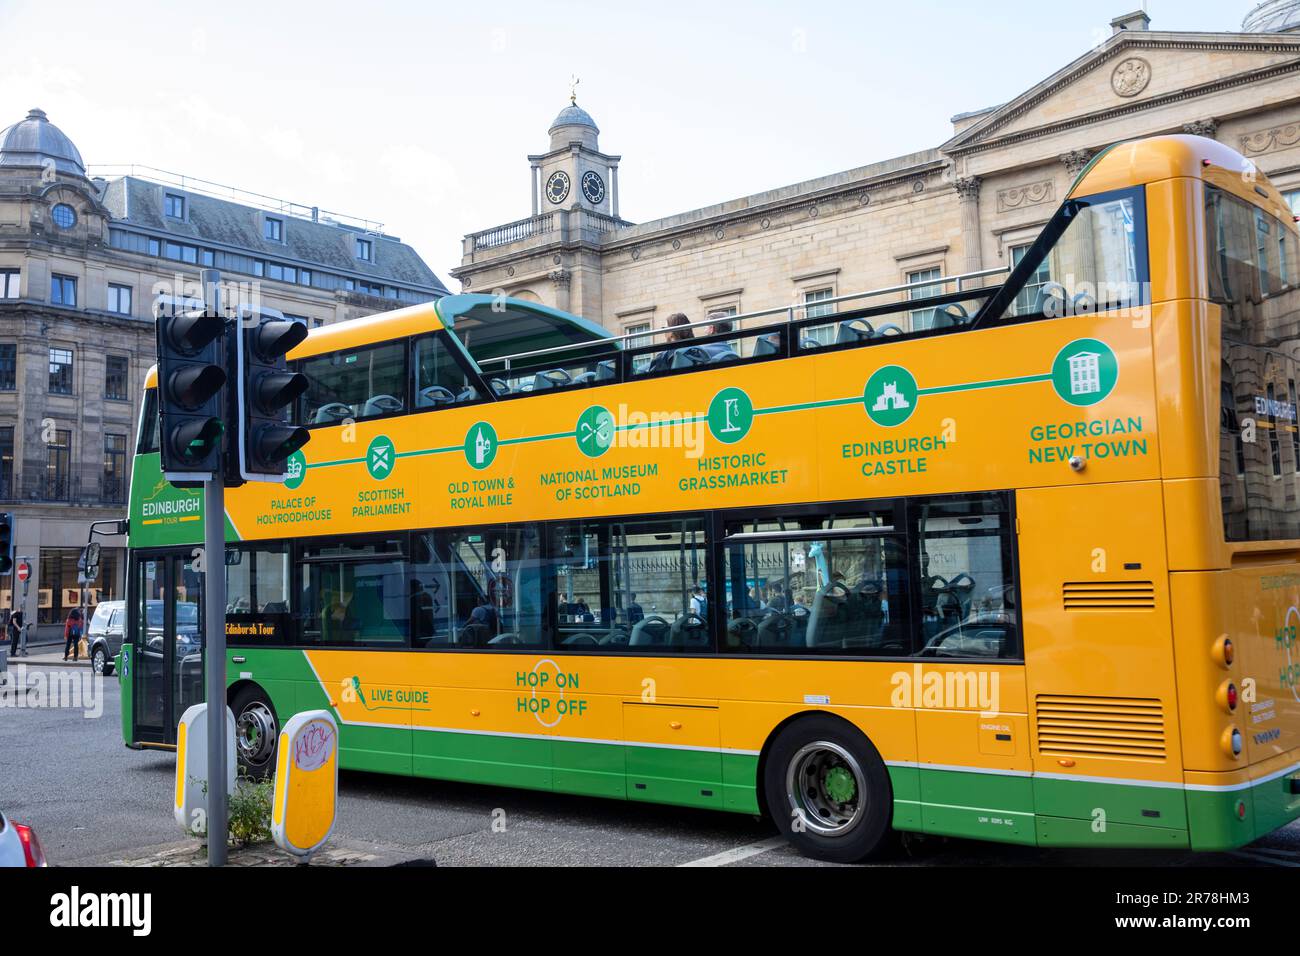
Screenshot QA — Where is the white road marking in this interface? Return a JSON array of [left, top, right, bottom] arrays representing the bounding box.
[[677, 836, 786, 867], [1227, 849, 1300, 867]]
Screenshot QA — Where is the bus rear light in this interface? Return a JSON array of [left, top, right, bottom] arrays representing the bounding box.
[[1236, 800, 1248, 820], [1221, 727, 1243, 759], [1212, 636, 1234, 668], [1217, 680, 1239, 713]]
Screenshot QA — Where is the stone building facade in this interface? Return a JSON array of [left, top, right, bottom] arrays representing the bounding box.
[[452, 9, 1300, 344], [0, 109, 447, 639]]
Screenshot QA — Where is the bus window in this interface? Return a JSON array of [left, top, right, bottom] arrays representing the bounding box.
[[987, 189, 1145, 321], [296, 535, 409, 646], [442, 527, 549, 649], [299, 340, 406, 426], [413, 334, 478, 408], [410, 532, 454, 646], [550, 521, 609, 649], [137, 388, 160, 454], [911, 494, 1017, 659], [722, 509, 907, 655], [1209, 186, 1300, 541], [225, 544, 292, 644]]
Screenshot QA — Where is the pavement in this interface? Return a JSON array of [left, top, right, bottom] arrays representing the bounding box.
[[1, 660, 1298, 868]]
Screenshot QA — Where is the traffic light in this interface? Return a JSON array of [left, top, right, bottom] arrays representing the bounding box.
[[157, 307, 227, 479], [236, 313, 310, 481], [0, 512, 13, 577]]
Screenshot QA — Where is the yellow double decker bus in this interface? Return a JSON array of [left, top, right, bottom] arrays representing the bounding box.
[[121, 134, 1300, 862]]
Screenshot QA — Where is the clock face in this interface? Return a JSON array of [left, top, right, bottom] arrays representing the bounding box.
[[545, 171, 570, 205], [581, 170, 606, 205]]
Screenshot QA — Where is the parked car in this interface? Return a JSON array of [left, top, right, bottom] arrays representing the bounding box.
[[0, 810, 47, 867], [86, 600, 127, 675]]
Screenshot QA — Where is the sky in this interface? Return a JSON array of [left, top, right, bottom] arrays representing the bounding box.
[[0, 0, 1255, 285]]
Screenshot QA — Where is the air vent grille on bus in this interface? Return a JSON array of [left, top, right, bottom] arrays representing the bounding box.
[[1062, 581, 1155, 611], [1035, 695, 1167, 761]]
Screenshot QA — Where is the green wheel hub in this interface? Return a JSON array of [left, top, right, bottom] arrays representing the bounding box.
[[823, 765, 857, 804]]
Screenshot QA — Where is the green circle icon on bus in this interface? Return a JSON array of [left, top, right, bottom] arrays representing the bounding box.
[[284, 450, 307, 490], [465, 421, 498, 470], [576, 405, 615, 458], [1051, 338, 1118, 407], [864, 365, 918, 427], [708, 387, 754, 444], [365, 435, 395, 481]]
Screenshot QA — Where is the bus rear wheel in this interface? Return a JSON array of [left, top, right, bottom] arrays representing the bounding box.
[[231, 685, 279, 780], [763, 715, 893, 863]]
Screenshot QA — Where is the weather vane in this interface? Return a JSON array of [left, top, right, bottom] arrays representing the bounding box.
[[569, 74, 580, 105]]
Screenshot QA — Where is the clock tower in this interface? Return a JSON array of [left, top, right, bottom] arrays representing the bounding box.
[[529, 95, 621, 219]]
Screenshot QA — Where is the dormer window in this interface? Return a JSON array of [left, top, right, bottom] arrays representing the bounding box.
[[264, 217, 283, 242], [164, 193, 185, 219], [355, 238, 373, 261]]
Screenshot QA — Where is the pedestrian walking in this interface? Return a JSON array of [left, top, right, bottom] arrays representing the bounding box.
[[6, 608, 21, 657], [63, 607, 84, 662]]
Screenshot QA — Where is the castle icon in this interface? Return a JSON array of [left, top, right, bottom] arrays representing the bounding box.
[[872, 382, 911, 412], [1067, 352, 1101, 396], [474, 427, 492, 465]]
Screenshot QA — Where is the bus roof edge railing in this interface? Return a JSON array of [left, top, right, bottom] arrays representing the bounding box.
[[481, 265, 1012, 372]]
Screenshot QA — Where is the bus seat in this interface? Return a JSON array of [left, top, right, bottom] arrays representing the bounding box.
[[488, 378, 511, 397], [362, 394, 403, 417], [670, 346, 710, 370], [753, 333, 781, 356], [1072, 290, 1096, 314], [570, 370, 597, 384], [836, 319, 873, 344], [931, 303, 968, 328], [488, 632, 521, 646], [456, 385, 478, 403], [630, 616, 671, 646], [701, 343, 739, 364], [417, 385, 456, 408], [531, 369, 571, 391], [313, 402, 352, 425], [1032, 284, 1067, 316], [799, 336, 824, 351], [671, 615, 708, 647], [595, 360, 617, 381], [875, 324, 903, 336]]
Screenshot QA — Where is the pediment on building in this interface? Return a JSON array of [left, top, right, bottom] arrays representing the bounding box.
[[943, 30, 1300, 157]]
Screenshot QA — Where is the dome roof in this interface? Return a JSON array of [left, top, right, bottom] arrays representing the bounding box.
[[549, 102, 599, 135], [1244, 0, 1300, 33], [0, 108, 86, 177]]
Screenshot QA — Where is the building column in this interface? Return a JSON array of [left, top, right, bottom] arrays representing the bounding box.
[[610, 162, 620, 220], [530, 162, 540, 217], [954, 176, 983, 278], [1059, 149, 1095, 179], [549, 268, 571, 313]]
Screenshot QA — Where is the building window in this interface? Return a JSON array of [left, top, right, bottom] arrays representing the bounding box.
[[105, 355, 129, 400], [51, 203, 76, 229], [164, 193, 185, 219], [1286, 190, 1300, 219], [1010, 244, 1053, 316], [107, 283, 132, 316], [164, 241, 198, 264], [0, 344, 14, 391], [264, 217, 283, 242], [355, 238, 373, 261], [300, 269, 312, 286], [907, 267, 943, 331], [103, 434, 127, 503], [148, 238, 161, 257], [201, 249, 215, 267], [50, 274, 77, 307], [0, 425, 12, 498], [0, 269, 18, 298], [802, 288, 837, 345], [46, 428, 70, 499], [49, 347, 73, 394]]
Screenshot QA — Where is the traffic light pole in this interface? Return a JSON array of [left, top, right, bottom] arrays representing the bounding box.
[[202, 269, 228, 867]]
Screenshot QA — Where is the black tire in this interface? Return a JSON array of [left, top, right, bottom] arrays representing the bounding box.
[[91, 646, 112, 676], [763, 715, 893, 864], [230, 684, 279, 780]]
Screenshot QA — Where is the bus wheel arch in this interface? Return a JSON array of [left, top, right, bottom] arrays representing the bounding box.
[[228, 681, 279, 780], [759, 711, 895, 863]]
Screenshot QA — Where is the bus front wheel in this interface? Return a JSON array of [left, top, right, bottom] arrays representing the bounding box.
[[763, 715, 893, 864], [231, 685, 279, 780]]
